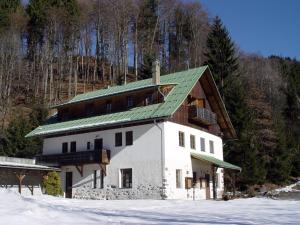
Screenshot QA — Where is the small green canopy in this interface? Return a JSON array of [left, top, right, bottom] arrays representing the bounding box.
[[191, 152, 241, 171]]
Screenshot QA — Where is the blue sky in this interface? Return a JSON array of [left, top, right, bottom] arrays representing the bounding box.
[[199, 0, 300, 59]]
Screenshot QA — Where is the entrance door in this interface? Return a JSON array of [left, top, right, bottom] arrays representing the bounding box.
[[94, 138, 103, 150], [65, 172, 73, 198], [205, 174, 210, 199]]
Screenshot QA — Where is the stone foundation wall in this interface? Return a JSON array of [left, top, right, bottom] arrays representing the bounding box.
[[73, 183, 163, 200]]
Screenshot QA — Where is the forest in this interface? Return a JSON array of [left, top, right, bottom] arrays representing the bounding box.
[[0, 0, 299, 191]]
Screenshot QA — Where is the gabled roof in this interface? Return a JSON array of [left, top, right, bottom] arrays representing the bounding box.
[[26, 66, 235, 138]]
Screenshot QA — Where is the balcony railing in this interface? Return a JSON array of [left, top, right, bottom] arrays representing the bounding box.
[[36, 149, 110, 166], [189, 106, 217, 125]]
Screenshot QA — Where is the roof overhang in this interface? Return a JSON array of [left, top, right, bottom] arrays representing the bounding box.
[[26, 116, 167, 138], [200, 68, 237, 139], [191, 152, 241, 171], [0, 163, 60, 172]]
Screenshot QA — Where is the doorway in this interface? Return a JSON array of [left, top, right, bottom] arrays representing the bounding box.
[[205, 174, 210, 199], [94, 138, 103, 150], [65, 172, 73, 198]]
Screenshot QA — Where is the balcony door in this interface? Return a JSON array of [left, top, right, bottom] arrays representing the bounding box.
[[94, 138, 103, 150], [65, 172, 73, 198]]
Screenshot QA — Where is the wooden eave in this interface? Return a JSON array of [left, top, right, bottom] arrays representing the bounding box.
[[199, 69, 237, 139]]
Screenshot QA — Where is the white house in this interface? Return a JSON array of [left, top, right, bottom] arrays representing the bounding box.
[[26, 63, 241, 200]]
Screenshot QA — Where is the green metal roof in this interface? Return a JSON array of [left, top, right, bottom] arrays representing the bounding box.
[[54, 83, 177, 108], [26, 66, 208, 138], [191, 152, 241, 171]]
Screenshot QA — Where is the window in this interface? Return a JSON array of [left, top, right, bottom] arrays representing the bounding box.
[[87, 142, 91, 150], [190, 135, 195, 149], [179, 131, 185, 147], [145, 94, 153, 105], [127, 96, 134, 108], [176, 169, 182, 188], [106, 101, 112, 113], [200, 137, 205, 152], [115, 132, 122, 147], [126, 131, 133, 146], [94, 138, 103, 150], [209, 140, 214, 153], [93, 170, 97, 189], [62, 142, 68, 153], [70, 141, 76, 153], [121, 168, 132, 188]]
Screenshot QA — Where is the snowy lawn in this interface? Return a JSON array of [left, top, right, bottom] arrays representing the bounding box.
[[0, 190, 299, 225]]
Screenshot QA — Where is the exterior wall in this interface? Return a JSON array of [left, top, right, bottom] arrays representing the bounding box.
[[42, 121, 225, 200], [163, 121, 224, 200], [43, 123, 163, 199]]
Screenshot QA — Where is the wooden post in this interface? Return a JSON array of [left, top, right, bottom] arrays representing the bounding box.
[[212, 165, 217, 200], [233, 172, 236, 198], [16, 174, 26, 194]]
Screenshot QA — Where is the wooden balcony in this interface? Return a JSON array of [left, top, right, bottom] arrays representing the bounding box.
[[36, 149, 110, 166], [189, 106, 217, 125]]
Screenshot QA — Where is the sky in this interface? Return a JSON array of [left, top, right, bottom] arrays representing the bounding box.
[[199, 0, 300, 59]]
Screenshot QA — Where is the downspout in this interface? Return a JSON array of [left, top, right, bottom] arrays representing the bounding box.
[[154, 119, 166, 199]]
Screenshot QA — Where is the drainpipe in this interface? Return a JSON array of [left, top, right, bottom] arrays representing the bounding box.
[[154, 119, 166, 199]]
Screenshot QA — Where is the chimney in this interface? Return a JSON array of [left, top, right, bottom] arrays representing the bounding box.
[[152, 60, 160, 85]]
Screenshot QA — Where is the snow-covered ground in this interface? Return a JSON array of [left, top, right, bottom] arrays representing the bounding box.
[[0, 190, 300, 225]]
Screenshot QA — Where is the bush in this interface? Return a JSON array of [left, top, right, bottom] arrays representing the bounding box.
[[43, 171, 63, 196]]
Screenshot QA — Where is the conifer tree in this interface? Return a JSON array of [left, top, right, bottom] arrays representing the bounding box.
[[205, 16, 264, 189], [204, 16, 238, 100], [43, 171, 63, 196], [2, 105, 48, 158]]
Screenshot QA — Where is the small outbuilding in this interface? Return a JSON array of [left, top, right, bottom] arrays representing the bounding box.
[[0, 156, 60, 195]]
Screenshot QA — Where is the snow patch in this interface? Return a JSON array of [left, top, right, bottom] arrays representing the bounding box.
[[1, 189, 300, 224]]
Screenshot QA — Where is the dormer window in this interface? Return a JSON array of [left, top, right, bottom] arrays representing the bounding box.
[[127, 96, 133, 108], [106, 101, 112, 113]]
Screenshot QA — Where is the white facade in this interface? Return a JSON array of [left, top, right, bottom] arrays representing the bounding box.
[[43, 121, 224, 200]]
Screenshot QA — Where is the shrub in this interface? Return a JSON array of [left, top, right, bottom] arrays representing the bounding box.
[[43, 171, 63, 196]]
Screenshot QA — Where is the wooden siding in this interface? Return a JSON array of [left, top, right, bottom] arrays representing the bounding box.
[[57, 87, 165, 121], [169, 77, 222, 137]]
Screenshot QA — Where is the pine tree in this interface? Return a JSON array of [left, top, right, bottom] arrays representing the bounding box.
[[205, 16, 263, 190], [137, 0, 158, 79], [204, 16, 238, 100], [2, 105, 48, 158]]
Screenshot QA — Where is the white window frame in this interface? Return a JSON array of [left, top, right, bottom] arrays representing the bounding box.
[[179, 131, 185, 147]]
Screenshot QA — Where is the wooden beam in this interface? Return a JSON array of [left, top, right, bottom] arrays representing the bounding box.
[[27, 185, 34, 195], [99, 164, 106, 176], [211, 165, 217, 200], [75, 165, 84, 177], [16, 174, 26, 194]]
